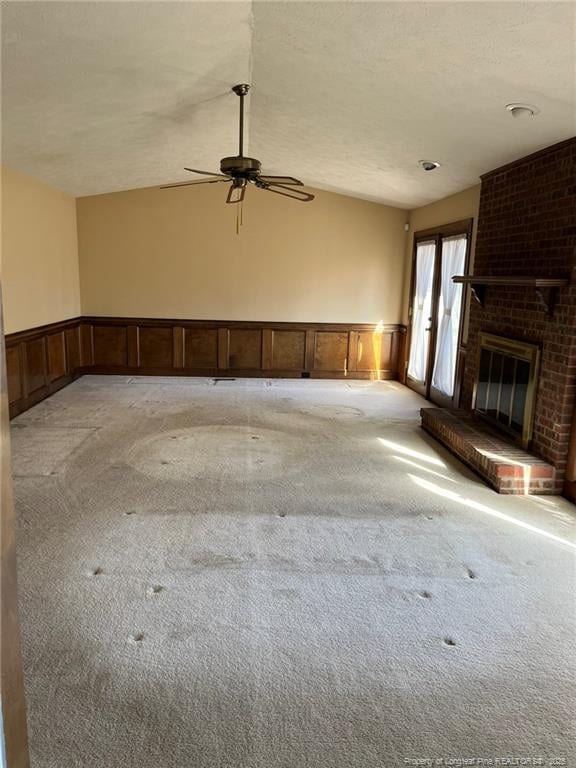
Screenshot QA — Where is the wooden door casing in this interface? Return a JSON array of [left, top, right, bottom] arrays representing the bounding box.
[[0, 288, 30, 766], [406, 219, 473, 405]]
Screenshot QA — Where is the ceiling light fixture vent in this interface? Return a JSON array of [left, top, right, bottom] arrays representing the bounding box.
[[506, 103, 540, 119], [419, 160, 441, 172]]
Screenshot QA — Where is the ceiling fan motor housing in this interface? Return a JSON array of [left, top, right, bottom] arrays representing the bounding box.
[[220, 156, 262, 179]]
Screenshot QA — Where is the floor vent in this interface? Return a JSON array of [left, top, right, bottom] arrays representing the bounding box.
[[213, 377, 237, 384]]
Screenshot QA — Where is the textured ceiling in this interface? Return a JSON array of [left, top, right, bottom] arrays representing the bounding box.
[[1, 2, 253, 196], [2, 1, 575, 207]]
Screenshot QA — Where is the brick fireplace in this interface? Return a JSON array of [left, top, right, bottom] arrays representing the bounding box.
[[423, 137, 576, 495]]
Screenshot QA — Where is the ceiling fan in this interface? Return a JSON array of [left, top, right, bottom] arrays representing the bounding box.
[[161, 84, 314, 205]]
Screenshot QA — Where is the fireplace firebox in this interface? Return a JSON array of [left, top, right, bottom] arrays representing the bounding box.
[[473, 333, 541, 448]]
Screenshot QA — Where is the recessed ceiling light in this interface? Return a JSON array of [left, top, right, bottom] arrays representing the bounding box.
[[419, 160, 441, 171], [506, 103, 540, 118]]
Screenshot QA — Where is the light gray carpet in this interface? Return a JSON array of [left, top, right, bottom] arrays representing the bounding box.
[[12, 375, 576, 767]]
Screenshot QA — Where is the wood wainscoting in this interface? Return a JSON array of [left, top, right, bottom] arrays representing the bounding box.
[[5, 316, 406, 418], [5, 318, 93, 418]]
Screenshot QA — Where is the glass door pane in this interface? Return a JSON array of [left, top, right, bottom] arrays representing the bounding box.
[[430, 235, 467, 398], [407, 241, 436, 388]]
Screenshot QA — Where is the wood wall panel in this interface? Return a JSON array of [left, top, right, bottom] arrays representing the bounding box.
[[139, 327, 173, 368], [127, 326, 139, 368], [217, 328, 229, 370], [24, 338, 47, 394], [93, 326, 127, 367], [6, 347, 22, 404], [355, 330, 393, 374], [184, 328, 218, 369], [47, 332, 67, 382], [5, 319, 81, 417], [271, 330, 306, 370], [347, 333, 359, 373], [5, 316, 406, 417], [304, 329, 315, 372], [65, 327, 81, 373], [80, 324, 94, 367], [262, 329, 273, 370], [356, 330, 376, 371], [173, 327, 184, 368], [314, 331, 349, 372], [228, 329, 262, 370]]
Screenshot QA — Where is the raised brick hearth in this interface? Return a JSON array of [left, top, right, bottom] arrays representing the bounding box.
[[421, 408, 556, 495]]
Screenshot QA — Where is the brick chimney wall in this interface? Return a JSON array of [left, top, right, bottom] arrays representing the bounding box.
[[462, 138, 576, 484]]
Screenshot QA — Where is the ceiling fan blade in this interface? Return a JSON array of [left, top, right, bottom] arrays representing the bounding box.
[[160, 178, 231, 189], [257, 182, 315, 202], [258, 175, 304, 186], [226, 184, 246, 204], [184, 167, 230, 178]]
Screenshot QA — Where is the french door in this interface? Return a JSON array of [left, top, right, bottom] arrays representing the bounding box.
[[407, 221, 471, 405]]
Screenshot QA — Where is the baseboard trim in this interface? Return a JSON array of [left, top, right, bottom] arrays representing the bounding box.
[[6, 316, 407, 418]]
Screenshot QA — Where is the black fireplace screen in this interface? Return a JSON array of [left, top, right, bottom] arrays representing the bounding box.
[[474, 334, 540, 446], [476, 349, 530, 436]]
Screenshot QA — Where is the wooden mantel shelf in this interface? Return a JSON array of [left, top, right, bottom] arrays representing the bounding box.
[[452, 275, 569, 315], [452, 276, 568, 287]]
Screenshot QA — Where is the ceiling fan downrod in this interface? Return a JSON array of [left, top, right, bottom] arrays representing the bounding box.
[[232, 83, 250, 158]]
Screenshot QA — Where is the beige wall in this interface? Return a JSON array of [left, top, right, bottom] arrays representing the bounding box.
[[401, 184, 481, 327], [77, 184, 408, 324], [1, 166, 80, 334], [0, 166, 479, 334]]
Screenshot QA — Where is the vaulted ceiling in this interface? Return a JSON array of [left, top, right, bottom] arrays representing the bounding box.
[[2, 1, 574, 207]]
